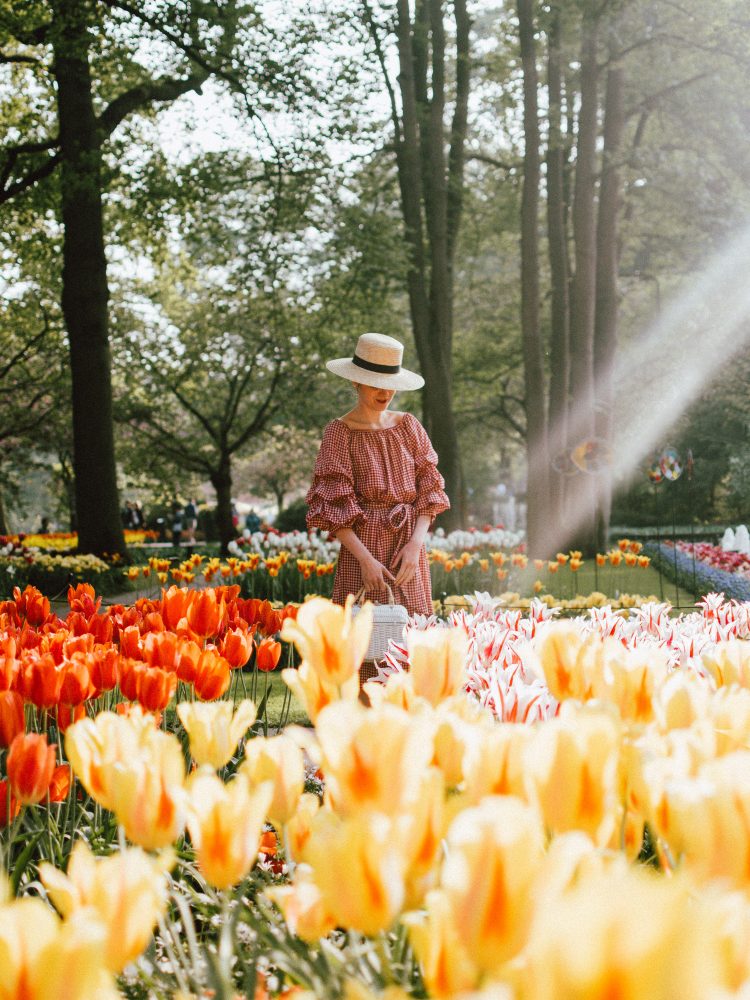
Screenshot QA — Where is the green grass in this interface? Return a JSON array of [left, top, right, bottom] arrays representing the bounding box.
[[232, 669, 309, 728]]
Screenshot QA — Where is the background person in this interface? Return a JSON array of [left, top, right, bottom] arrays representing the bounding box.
[[306, 332, 449, 616]]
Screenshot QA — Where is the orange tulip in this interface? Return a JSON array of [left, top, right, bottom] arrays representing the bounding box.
[[116, 657, 141, 702], [137, 664, 177, 712], [0, 689, 24, 747], [49, 763, 72, 802], [18, 651, 64, 708], [257, 637, 282, 673], [119, 625, 143, 660], [0, 777, 20, 824], [0, 632, 18, 690], [13, 585, 50, 627], [87, 613, 114, 646], [59, 654, 92, 706], [142, 630, 179, 669], [175, 639, 201, 684], [187, 590, 225, 638], [88, 646, 118, 694], [7, 732, 57, 804], [161, 585, 191, 631], [67, 582, 101, 617], [54, 702, 86, 733], [220, 625, 255, 669], [193, 648, 231, 701]]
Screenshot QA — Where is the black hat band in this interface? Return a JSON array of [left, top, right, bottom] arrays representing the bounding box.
[[351, 354, 401, 375]]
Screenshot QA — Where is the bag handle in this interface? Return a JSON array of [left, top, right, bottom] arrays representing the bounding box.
[[352, 583, 396, 606]]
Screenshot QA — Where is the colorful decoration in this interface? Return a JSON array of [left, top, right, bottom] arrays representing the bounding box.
[[659, 447, 682, 481]]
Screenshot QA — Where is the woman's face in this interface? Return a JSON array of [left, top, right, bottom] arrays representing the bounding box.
[[355, 383, 396, 411]]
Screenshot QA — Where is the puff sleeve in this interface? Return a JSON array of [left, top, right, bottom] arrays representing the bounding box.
[[306, 421, 364, 534], [406, 415, 451, 521]]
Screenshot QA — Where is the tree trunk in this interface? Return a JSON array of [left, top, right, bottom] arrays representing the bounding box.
[[517, 0, 549, 557], [391, 0, 466, 529], [566, 14, 599, 553], [211, 458, 235, 557], [545, 2, 570, 547], [52, 0, 125, 557], [594, 64, 625, 551]]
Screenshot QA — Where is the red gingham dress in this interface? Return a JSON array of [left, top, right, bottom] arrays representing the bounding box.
[[306, 413, 450, 615]]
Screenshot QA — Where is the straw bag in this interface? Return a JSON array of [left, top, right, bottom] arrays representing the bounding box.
[[352, 585, 409, 663]]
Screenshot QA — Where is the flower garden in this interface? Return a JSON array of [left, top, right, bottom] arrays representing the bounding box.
[[5, 574, 750, 997]]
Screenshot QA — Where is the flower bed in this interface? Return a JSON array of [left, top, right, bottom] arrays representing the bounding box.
[[5, 584, 750, 996], [647, 541, 750, 603]]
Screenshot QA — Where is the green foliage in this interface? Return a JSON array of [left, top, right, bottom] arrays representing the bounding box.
[[273, 498, 308, 533]]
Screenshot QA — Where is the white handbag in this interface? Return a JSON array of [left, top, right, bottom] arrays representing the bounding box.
[[352, 585, 410, 663]]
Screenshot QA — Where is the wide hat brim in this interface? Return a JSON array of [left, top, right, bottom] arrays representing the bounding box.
[[326, 358, 424, 391]]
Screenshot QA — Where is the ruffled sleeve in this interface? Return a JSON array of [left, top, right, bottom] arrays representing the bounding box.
[[306, 421, 364, 534], [405, 415, 451, 521]]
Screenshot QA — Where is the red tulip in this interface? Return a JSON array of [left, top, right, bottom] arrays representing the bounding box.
[[55, 702, 86, 733], [219, 625, 255, 669], [67, 582, 101, 617], [49, 763, 72, 802], [176, 639, 201, 684], [137, 664, 177, 712], [7, 732, 57, 804], [0, 779, 20, 825], [18, 652, 64, 708], [187, 590, 225, 639], [161, 585, 191, 630], [59, 654, 92, 706], [13, 585, 50, 627]]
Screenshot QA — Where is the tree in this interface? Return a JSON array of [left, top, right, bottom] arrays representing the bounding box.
[[0, 0, 309, 556], [361, 0, 470, 529]]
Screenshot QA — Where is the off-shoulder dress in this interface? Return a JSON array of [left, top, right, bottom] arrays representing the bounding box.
[[306, 413, 450, 616]]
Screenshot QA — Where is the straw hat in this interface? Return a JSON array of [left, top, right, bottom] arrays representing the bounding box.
[[326, 333, 424, 391]]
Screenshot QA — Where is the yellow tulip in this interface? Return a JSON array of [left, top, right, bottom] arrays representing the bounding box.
[[281, 660, 359, 724], [525, 705, 621, 845], [407, 627, 468, 706], [592, 644, 669, 723], [305, 808, 406, 935], [39, 840, 170, 972], [524, 867, 721, 1000], [0, 898, 117, 1000], [66, 709, 187, 850], [285, 792, 321, 863], [315, 701, 433, 817], [281, 595, 372, 687], [177, 698, 256, 769], [531, 621, 599, 702], [364, 670, 423, 711], [462, 723, 532, 805], [653, 672, 712, 733], [440, 796, 544, 973], [398, 767, 448, 907], [266, 863, 337, 942], [431, 711, 478, 788], [404, 889, 479, 997], [186, 769, 273, 890], [240, 733, 305, 830], [702, 639, 750, 689]]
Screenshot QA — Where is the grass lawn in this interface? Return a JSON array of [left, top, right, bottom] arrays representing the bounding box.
[[232, 669, 310, 728], [533, 562, 697, 609]]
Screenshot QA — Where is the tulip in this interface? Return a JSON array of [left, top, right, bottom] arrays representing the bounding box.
[[240, 734, 305, 830], [407, 628, 468, 707], [0, 778, 20, 825], [59, 654, 92, 706], [304, 808, 406, 936], [462, 723, 533, 805], [177, 698, 256, 769], [531, 621, 600, 702], [67, 582, 101, 617], [39, 840, 171, 972], [13, 584, 50, 627], [18, 651, 64, 708], [54, 702, 87, 734], [160, 585, 190, 630], [525, 705, 621, 846], [281, 595, 372, 687], [136, 663, 177, 712], [524, 867, 721, 1000], [187, 589, 225, 638], [0, 689, 24, 748], [256, 636, 282, 672], [88, 646, 118, 694], [315, 701, 433, 817], [219, 624, 255, 668], [284, 792, 321, 863], [186, 769, 273, 889], [48, 764, 72, 802], [281, 660, 359, 724], [192, 647, 231, 701], [404, 890, 479, 997], [0, 632, 18, 691], [7, 731, 57, 805], [0, 898, 116, 1000], [440, 796, 544, 973], [703, 640, 750, 689], [266, 864, 338, 942]]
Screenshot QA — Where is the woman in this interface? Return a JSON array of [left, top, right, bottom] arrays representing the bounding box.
[[306, 332, 449, 616]]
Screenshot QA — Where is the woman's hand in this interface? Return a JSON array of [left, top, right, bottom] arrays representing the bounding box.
[[393, 538, 422, 588], [360, 553, 396, 593]]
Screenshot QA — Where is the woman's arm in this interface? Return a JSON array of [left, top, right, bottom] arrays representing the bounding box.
[[392, 514, 431, 588], [336, 527, 396, 592]]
